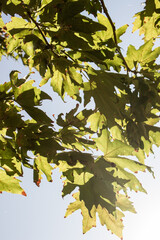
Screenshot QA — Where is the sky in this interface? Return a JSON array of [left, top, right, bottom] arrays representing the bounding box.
[[1, 1, 160, 240]]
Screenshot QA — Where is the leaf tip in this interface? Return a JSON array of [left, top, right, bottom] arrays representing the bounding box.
[[21, 190, 27, 196], [36, 179, 41, 187], [134, 148, 139, 152]]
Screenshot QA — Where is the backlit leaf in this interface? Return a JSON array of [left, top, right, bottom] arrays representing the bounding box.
[[0, 169, 24, 195]]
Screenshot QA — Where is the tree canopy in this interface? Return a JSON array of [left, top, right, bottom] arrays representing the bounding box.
[[0, 0, 160, 238]]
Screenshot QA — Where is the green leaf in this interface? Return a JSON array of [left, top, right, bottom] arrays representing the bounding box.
[[63, 73, 80, 100], [93, 129, 153, 193], [7, 0, 21, 5], [50, 70, 63, 96], [97, 13, 113, 41], [97, 205, 124, 238], [104, 54, 124, 72], [116, 194, 136, 213], [62, 181, 77, 197], [14, 80, 52, 106], [6, 17, 35, 37], [0, 169, 25, 195], [23, 106, 53, 124], [84, 70, 127, 124], [0, 15, 4, 28], [126, 40, 160, 69], [0, 156, 22, 176], [65, 192, 97, 234], [0, 82, 11, 92], [87, 112, 106, 132], [95, 129, 152, 173], [68, 67, 83, 85], [132, 1, 160, 41], [116, 24, 129, 43], [115, 168, 147, 193], [34, 138, 64, 158], [65, 192, 124, 238], [6, 37, 20, 54], [58, 0, 85, 21], [64, 15, 107, 34], [34, 155, 53, 182]]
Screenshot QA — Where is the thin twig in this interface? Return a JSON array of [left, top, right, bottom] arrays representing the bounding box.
[[60, 49, 76, 62], [99, 0, 117, 45], [27, 11, 49, 47], [99, 0, 133, 73], [26, 10, 59, 58], [27, 8, 87, 68]]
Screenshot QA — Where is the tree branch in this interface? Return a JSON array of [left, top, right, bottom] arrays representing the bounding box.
[[26, 9, 60, 58], [27, 11, 49, 47], [99, 0, 132, 73], [27, 9, 86, 67], [99, 0, 117, 45]]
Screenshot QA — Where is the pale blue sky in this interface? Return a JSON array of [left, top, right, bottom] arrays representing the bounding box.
[[1, 1, 160, 240]]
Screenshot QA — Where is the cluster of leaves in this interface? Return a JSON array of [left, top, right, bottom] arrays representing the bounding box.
[[0, 0, 160, 238]]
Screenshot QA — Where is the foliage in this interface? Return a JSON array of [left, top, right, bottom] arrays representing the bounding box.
[[0, 0, 160, 238]]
